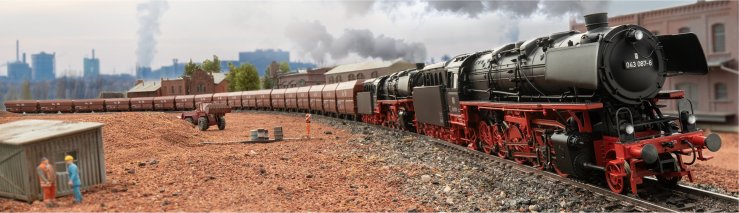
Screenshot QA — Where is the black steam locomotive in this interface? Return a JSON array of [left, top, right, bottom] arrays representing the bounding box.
[[359, 13, 720, 194]]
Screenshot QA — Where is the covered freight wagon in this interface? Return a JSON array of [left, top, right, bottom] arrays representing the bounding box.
[[322, 83, 340, 115], [255, 90, 272, 109], [0, 120, 106, 202], [104, 98, 130, 111], [175, 95, 195, 110], [194, 94, 213, 105], [73, 99, 105, 112], [130, 97, 154, 111], [336, 80, 363, 116], [226, 92, 243, 109], [4, 100, 39, 113], [297, 86, 312, 111], [284, 87, 299, 110], [309, 85, 325, 113], [241, 91, 258, 109], [38, 100, 75, 113], [271, 88, 287, 110], [212, 93, 229, 105], [153, 96, 176, 111]]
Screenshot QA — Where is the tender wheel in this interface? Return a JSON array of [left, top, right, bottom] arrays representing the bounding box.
[[217, 116, 226, 130], [185, 117, 194, 127], [605, 161, 630, 194], [198, 117, 209, 131]]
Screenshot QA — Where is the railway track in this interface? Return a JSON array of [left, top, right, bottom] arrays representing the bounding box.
[[301, 112, 739, 212]]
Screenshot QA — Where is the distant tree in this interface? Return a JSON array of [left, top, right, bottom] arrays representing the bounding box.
[[227, 63, 260, 91], [56, 77, 67, 99], [278, 61, 290, 73], [201, 55, 221, 73], [21, 80, 31, 100], [262, 75, 273, 89], [184, 59, 201, 77]]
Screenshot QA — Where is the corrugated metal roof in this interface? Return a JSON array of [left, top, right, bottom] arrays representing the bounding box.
[[213, 72, 227, 84], [325, 59, 404, 75], [0, 120, 103, 145], [127, 81, 161, 93]]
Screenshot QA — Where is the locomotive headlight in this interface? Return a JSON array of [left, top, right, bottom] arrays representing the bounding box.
[[625, 124, 635, 135], [687, 115, 697, 124], [627, 30, 644, 41]]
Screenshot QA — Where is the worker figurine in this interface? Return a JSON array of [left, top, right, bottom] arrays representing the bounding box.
[[37, 157, 57, 207], [65, 155, 82, 204], [306, 113, 311, 139]]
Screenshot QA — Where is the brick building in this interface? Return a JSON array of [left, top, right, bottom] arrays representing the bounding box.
[[128, 69, 229, 98], [571, 0, 738, 129], [275, 67, 334, 88], [324, 60, 416, 84]]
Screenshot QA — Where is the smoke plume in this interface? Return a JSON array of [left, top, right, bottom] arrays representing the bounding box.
[[285, 21, 427, 63], [347, 0, 610, 18], [136, 0, 169, 67]]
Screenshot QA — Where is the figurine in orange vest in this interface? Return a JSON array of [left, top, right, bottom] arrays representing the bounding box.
[[37, 157, 57, 207], [305, 114, 311, 139]]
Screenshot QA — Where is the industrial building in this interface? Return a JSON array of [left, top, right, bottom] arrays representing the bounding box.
[[31, 52, 56, 82], [7, 40, 31, 82], [83, 49, 100, 79], [238, 49, 316, 75]]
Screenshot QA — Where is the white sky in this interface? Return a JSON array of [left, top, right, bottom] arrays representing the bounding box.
[[0, 0, 694, 77]]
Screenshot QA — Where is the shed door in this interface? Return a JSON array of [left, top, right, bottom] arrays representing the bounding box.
[[53, 151, 77, 196], [0, 148, 27, 200]]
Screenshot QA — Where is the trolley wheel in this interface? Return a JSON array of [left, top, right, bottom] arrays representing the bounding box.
[[185, 117, 194, 127], [198, 117, 209, 131], [605, 161, 630, 194], [217, 116, 226, 130]]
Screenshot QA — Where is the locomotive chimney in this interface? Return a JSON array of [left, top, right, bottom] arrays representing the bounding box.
[[584, 13, 608, 31], [415, 63, 425, 69]]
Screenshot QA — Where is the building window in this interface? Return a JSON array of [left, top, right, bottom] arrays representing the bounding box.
[[170, 86, 174, 94], [179, 86, 182, 94], [714, 83, 727, 100], [337, 75, 342, 82], [356, 73, 364, 80], [371, 71, 378, 78], [678, 27, 690, 33], [348, 74, 355, 81], [712, 23, 725, 52], [298, 79, 305, 86], [675, 83, 698, 110], [328, 76, 334, 83]]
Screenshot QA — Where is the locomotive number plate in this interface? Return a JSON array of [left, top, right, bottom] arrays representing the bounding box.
[[624, 59, 653, 69]]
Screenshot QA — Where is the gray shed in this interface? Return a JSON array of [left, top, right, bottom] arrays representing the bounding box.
[[0, 120, 106, 202]]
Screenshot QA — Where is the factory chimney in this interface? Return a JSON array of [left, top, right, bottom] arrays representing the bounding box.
[[22, 53, 26, 63], [92, 49, 95, 59], [15, 40, 19, 61]]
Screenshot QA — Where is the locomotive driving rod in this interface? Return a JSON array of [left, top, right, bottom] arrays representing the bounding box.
[[582, 162, 605, 172]]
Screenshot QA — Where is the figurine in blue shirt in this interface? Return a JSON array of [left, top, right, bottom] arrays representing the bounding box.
[[65, 155, 82, 204]]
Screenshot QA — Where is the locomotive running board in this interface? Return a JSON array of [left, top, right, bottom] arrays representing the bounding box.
[[461, 101, 603, 110]]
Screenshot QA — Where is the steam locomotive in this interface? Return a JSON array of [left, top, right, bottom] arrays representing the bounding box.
[[4, 13, 721, 195], [358, 13, 721, 194]]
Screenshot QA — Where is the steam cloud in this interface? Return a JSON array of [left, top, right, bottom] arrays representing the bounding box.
[[351, 0, 609, 18], [285, 21, 427, 63], [344, 0, 608, 43], [136, 0, 169, 67]]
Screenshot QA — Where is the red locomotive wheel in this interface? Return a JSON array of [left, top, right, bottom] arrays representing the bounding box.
[[477, 121, 494, 154], [605, 161, 629, 194]]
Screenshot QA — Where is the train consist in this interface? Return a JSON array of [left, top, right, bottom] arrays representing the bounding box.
[[4, 13, 721, 195]]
